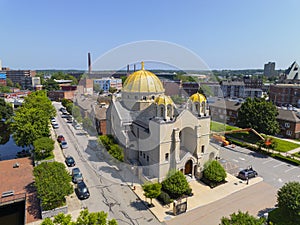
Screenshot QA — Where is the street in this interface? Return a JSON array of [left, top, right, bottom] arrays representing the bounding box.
[[52, 102, 161, 225]]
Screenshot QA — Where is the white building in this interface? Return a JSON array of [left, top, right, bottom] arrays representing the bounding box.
[[106, 62, 219, 182]]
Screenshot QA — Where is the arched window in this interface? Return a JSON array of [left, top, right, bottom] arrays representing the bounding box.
[[160, 106, 164, 117], [167, 105, 172, 117]]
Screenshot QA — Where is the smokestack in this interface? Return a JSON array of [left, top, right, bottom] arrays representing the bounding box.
[[88, 52, 91, 74], [127, 64, 129, 74], [134, 64, 136, 72]]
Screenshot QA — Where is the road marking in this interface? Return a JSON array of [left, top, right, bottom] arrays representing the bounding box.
[[263, 159, 273, 164], [285, 167, 296, 173], [232, 159, 238, 162], [273, 162, 285, 168], [239, 157, 245, 161]]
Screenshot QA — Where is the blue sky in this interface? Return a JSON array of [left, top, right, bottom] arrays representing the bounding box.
[[1, 0, 299, 70]]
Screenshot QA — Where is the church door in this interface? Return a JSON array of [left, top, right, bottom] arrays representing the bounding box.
[[184, 160, 193, 175]]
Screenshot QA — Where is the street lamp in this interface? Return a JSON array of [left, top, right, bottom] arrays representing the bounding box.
[[131, 165, 134, 187]]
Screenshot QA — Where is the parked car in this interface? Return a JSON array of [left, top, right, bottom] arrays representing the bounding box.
[[52, 123, 59, 129], [60, 141, 68, 149], [237, 167, 258, 180], [65, 156, 75, 167], [59, 107, 66, 112], [72, 168, 83, 183], [57, 135, 65, 143], [74, 123, 82, 130], [51, 117, 56, 123], [75, 181, 90, 199]]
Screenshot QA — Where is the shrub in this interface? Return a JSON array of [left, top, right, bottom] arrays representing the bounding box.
[[161, 171, 190, 199], [33, 162, 73, 210], [203, 160, 227, 183], [157, 190, 173, 205], [98, 135, 124, 162], [142, 182, 161, 204]]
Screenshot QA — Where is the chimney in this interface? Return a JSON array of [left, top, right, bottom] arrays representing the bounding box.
[[127, 64, 129, 74], [134, 64, 136, 72], [88, 52, 91, 74]]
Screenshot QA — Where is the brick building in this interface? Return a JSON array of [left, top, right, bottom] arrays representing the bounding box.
[[269, 84, 300, 107]]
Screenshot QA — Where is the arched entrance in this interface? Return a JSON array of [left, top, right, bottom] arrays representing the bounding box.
[[184, 160, 193, 175]]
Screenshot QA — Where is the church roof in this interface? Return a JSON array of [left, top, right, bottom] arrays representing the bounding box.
[[154, 95, 174, 105], [285, 61, 299, 80], [189, 92, 206, 103], [122, 62, 164, 93]]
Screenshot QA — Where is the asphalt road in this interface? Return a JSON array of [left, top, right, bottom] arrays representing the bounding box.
[[52, 102, 161, 225], [219, 143, 300, 188]]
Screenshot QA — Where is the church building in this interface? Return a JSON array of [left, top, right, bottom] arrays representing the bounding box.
[[106, 62, 219, 182]]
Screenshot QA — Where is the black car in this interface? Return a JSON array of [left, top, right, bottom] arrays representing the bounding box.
[[72, 168, 83, 183], [65, 156, 75, 167], [237, 167, 258, 180], [76, 181, 90, 199]]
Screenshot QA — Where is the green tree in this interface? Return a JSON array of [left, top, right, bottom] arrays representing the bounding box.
[[220, 211, 265, 225], [109, 87, 117, 93], [0, 85, 11, 93], [72, 105, 82, 123], [66, 103, 73, 115], [23, 91, 56, 118], [44, 79, 60, 91], [35, 72, 45, 85], [161, 171, 190, 199], [11, 107, 50, 147], [203, 160, 227, 183], [40, 218, 54, 225], [82, 117, 93, 130], [142, 182, 162, 205], [277, 181, 300, 219], [15, 82, 21, 89], [33, 162, 73, 210], [6, 78, 13, 87], [93, 83, 102, 93], [33, 137, 54, 160], [0, 98, 13, 121], [61, 98, 72, 108], [236, 98, 279, 135]]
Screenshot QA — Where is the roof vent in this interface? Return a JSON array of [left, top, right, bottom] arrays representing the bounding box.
[[2, 190, 14, 198], [13, 163, 20, 168]]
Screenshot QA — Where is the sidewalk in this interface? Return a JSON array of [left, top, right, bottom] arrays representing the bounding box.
[[132, 174, 263, 222]]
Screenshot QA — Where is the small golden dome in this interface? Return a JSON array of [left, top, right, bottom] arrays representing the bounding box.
[[122, 62, 164, 93], [154, 95, 174, 105], [190, 93, 206, 103]]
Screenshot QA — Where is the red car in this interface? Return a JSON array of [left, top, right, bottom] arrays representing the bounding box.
[[57, 135, 65, 143]]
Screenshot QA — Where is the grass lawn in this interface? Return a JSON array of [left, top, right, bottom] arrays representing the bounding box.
[[271, 137, 300, 152], [293, 152, 300, 158], [210, 121, 239, 132]]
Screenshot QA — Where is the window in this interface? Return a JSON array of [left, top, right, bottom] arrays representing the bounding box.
[[147, 156, 149, 162], [286, 130, 292, 136], [143, 153, 145, 159], [285, 123, 290, 128], [201, 145, 205, 153], [165, 153, 169, 161], [140, 151, 142, 156], [160, 107, 164, 117]]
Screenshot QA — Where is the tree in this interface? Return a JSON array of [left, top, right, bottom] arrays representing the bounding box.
[[61, 98, 72, 108], [6, 78, 13, 87], [15, 82, 21, 89], [142, 182, 162, 205], [277, 181, 300, 219], [72, 105, 82, 123], [33, 137, 54, 160], [44, 79, 60, 91], [23, 91, 56, 118], [40, 209, 118, 225], [203, 160, 227, 183], [236, 98, 280, 135], [161, 171, 190, 199], [82, 117, 93, 130], [109, 87, 117, 93], [0, 98, 13, 121], [11, 107, 50, 147], [0, 85, 11, 93], [33, 162, 73, 210], [220, 211, 265, 225]]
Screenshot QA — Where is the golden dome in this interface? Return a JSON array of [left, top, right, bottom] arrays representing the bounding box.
[[190, 93, 206, 103], [122, 62, 164, 93], [154, 95, 174, 105]]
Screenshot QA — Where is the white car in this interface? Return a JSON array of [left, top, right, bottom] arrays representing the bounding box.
[[74, 124, 82, 130], [52, 123, 59, 129]]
